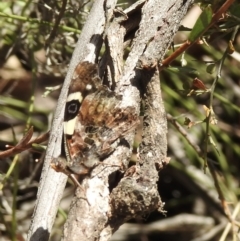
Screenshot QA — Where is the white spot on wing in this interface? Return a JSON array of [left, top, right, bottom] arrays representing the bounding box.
[[64, 117, 77, 135], [86, 84, 92, 90], [67, 92, 83, 103]]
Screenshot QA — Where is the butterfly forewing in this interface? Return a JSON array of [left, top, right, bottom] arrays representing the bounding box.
[[62, 61, 138, 176]]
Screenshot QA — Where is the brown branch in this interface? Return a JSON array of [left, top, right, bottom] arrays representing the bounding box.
[[28, 1, 196, 240], [160, 0, 236, 69], [109, 0, 193, 233], [0, 128, 49, 159], [27, 0, 113, 240], [167, 114, 202, 156]]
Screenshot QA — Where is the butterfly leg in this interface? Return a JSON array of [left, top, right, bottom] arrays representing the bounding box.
[[51, 157, 90, 205]]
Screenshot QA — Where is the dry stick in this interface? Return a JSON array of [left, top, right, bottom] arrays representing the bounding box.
[[27, 0, 199, 240], [45, 0, 68, 48], [27, 0, 114, 240], [136, 0, 195, 172], [113, 0, 193, 224], [60, 1, 195, 240], [0, 129, 49, 159], [160, 0, 236, 69], [167, 114, 202, 156]]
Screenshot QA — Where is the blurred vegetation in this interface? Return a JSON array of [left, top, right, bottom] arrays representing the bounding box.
[[0, 0, 240, 241]]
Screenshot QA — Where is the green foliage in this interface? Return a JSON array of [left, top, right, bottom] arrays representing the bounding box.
[[189, 6, 213, 42], [0, 0, 240, 240], [162, 2, 240, 239]]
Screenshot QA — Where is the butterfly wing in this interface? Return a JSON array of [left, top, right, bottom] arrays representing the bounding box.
[[63, 62, 138, 175]]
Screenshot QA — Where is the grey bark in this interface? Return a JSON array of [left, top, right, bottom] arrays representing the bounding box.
[[27, 0, 194, 241], [61, 0, 193, 241], [27, 0, 117, 240]]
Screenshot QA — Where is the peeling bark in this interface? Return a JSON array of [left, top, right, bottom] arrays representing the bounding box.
[[61, 1, 194, 241], [28, 0, 194, 241], [27, 1, 117, 240]]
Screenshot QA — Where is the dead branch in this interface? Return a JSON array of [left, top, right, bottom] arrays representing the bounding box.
[[60, 1, 194, 241], [27, 0, 115, 240]]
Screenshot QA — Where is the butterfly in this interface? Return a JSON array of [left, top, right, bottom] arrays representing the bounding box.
[[52, 61, 139, 177]]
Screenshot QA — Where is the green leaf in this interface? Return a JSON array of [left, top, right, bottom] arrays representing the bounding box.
[[189, 7, 213, 42], [206, 63, 216, 74], [167, 66, 199, 76]]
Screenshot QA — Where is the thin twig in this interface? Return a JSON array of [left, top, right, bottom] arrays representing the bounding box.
[[160, 0, 235, 69], [45, 0, 68, 48], [205, 24, 240, 227], [0, 130, 49, 159], [167, 114, 202, 157]]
